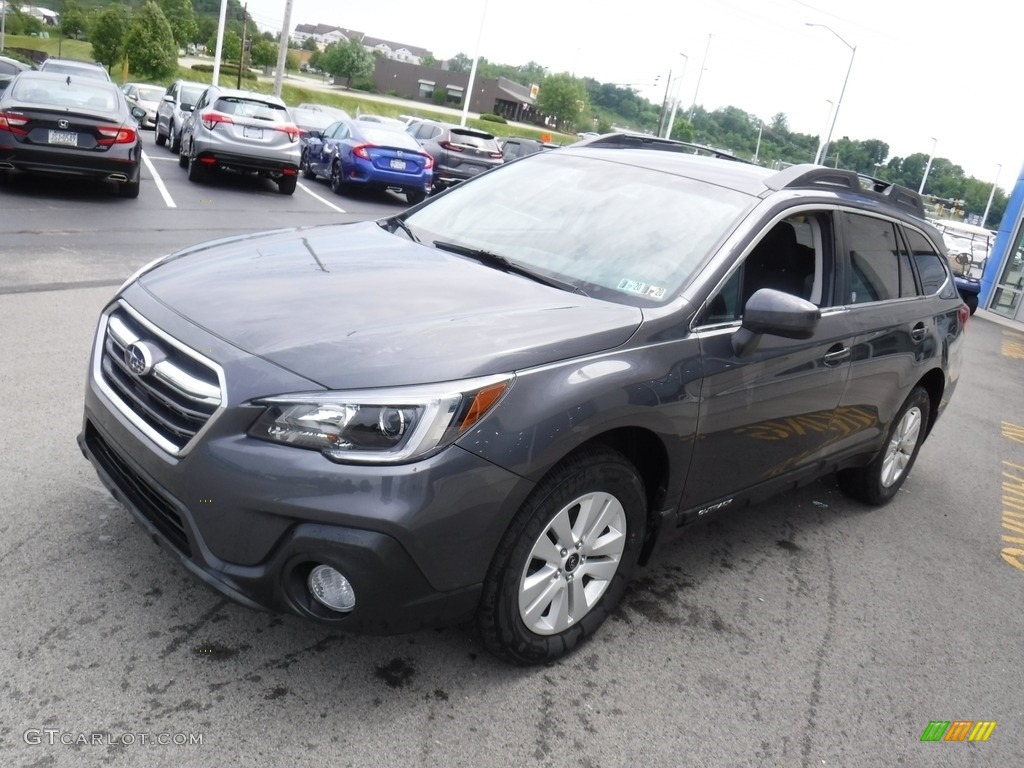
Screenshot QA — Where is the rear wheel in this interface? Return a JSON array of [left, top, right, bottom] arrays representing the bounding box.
[[838, 386, 931, 505], [963, 292, 978, 315], [406, 189, 426, 205], [329, 161, 345, 195], [277, 174, 297, 195], [477, 447, 646, 665], [168, 121, 180, 153], [187, 151, 205, 182]]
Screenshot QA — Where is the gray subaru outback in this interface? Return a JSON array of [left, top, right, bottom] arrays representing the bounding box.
[[79, 135, 967, 665]]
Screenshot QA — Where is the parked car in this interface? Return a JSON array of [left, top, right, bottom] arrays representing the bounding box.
[[154, 79, 206, 153], [0, 70, 146, 197], [0, 54, 33, 95], [927, 218, 993, 314], [79, 133, 966, 666], [37, 57, 111, 82], [356, 113, 409, 130], [120, 82, 165, 130], [177, 85, 302, 195], [302, 117, 432, 204], [500, 136, 560, 161], [289, 103, 351, 166], [406, 118, 503, 191]]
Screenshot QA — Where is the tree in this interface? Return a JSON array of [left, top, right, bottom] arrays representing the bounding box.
[[536, 73, 588, 132], [159, 0, 198, 50], [320, 38, 373, 88], [61, 0, 88, 40], [302, 36, 318, 51], [123, 2, 178, 80], [447, 52, 472, 74], [90, 4, 130, 72], [209, 31, 241, 63], [250, 39, 277, 70]]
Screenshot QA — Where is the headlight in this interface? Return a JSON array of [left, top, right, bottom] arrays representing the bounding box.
[[248, 374, 512, 464]]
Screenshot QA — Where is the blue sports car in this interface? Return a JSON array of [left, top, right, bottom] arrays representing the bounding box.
[[302, 118, 433, 204]]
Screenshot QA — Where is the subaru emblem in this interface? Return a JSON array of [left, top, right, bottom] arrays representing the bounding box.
[[124, 342, 154, 376]]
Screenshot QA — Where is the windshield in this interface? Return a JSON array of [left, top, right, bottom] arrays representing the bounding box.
[[137, 86, 164, 102], [404, 152, 752, 304]]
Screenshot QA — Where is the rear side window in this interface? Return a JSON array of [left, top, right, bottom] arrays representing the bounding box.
[[843, 213, 915, 304], [904, 228, 952, 295], [448, 129, 499, 152]]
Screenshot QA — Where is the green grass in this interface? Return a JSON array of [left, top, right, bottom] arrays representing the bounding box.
[[7, 38, 571, 143]]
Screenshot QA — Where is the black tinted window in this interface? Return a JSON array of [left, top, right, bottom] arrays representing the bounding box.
[[905, 228, 948, 295], [844, 213, 902, 304]]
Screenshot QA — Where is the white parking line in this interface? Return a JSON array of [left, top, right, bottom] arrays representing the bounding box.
[[142, 151, 176, 208], [299, 181, 346, 213]]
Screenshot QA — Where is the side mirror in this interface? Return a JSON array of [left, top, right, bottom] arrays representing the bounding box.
[[131, 106, 147, 121], [732, 288, 821, 357], [307, 129, 322, 139], [181, 103, 194, 112], [162, 94, 174, 103]]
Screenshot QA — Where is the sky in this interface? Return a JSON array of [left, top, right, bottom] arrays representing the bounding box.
[[241, 0, 1021, 190]]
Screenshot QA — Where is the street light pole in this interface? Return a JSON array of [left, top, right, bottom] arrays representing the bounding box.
[[982, 163, 1003, 228], [662, 53, 687, 139], [806, 23, 855, 167], [687, 34, 711, 123], [918, 137, 937, 195]]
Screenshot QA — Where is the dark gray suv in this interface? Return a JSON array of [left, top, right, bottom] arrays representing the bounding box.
[[406, 118, 503, 190], [79, 134, 966, 665]]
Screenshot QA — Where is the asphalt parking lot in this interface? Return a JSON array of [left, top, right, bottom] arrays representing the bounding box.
[[1, 152, 1022, 767]]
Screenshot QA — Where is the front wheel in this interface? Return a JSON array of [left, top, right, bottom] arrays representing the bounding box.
[[838, 386, 931, 505], [477, 447, 646, 665], [168, 121, 180, 154], [301, 151, 316, 179], [154, 126, 166, 147]]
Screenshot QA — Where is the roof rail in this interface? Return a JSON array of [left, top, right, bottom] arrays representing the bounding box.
[[765, 164, 925, 218], [579, 133, 751, 163]]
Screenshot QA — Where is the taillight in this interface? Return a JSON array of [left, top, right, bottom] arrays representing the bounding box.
[[439, 140, 463, 152], [275, 124, 300, 143], [352, 144, 373, 160], [201, 111, 233, 130], [0, 112, 29, 136], [422, 154, 434, 170], [488, 150, 503, 159], [958, 304, 970, 328], [96, 126, 137, 146]]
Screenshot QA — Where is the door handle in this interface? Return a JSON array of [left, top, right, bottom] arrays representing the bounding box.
[[823, 345, 851, 366], [911, 324, 928, 342]]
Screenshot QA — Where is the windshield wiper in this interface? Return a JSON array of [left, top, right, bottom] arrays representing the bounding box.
[[433, 240, 586, 296], [381, 216, 419, 243]]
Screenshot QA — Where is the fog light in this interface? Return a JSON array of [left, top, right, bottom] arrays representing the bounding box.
[[308, 565, 356, 613]]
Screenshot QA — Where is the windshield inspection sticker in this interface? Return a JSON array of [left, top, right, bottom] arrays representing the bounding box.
[[617, 279, 667, 299]]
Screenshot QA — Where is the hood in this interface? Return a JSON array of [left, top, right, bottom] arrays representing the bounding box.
[[139, 222, 643, 389]]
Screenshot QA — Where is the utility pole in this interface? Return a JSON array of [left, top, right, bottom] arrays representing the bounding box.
[[212, 0, 229, 86], [237, 3, 247, 89], [272, 0, 295, 97]]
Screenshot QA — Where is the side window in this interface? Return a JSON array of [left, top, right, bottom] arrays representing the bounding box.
[[701, 212, 829, 325], [842, 213, 907, 304], [904, 227, 951, 296]]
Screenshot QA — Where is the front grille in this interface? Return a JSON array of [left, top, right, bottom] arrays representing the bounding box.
[[86, 423, 192, 557], [97, 304, 223, 454]]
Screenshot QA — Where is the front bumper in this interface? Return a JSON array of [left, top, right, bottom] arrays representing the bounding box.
[[78, 298, 533, 631]]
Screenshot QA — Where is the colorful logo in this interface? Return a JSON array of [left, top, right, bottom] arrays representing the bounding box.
[[920, 721, 997, 742]]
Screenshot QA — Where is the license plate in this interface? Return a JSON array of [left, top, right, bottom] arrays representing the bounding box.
[[243, 126, 263, 140], [48, 130, 78, 147], [389, 159, 407, 170]]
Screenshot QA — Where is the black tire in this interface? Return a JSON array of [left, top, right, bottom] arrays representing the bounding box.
[[168, 121, 180, 154], [154, 126, 166, 147], [178, 143, 188, 169], [406, 189, 426, 205], [118, 178, 140, 199], [187, 151, 205, 182], [329, 161, 345, 195], [277, 174, 297, 195], [301, 151, 316, 179], [477, 446, 647, 665], [838, 386, 931, 506], [963, 292, 978, 315]]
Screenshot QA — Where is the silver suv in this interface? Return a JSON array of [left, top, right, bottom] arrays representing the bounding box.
[[406, 119, 504, 191], [37, 57, 110, 82], [155, 79, 206, 153], [177, 85, 301, 195]]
